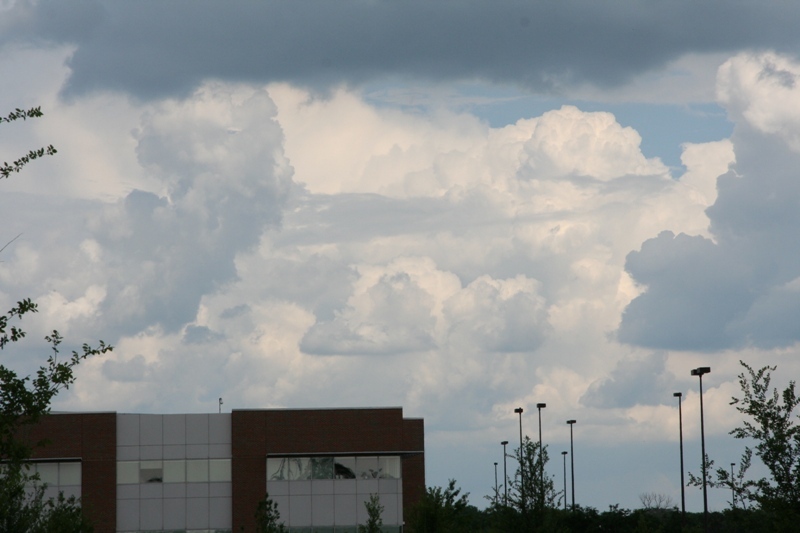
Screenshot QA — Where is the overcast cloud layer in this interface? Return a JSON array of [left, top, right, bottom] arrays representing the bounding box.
[[2, 1, 800, 513], [4, 0, 800, 100]]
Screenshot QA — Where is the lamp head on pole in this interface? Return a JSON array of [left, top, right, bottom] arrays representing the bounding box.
[[561, 451, 567, 456], [501, 440, 508, 446], [514, 407, 524, 414], [691, 367, 711, 376], [566, 419, 576, 425], [673, 392, 682, 398], [536, 403, 546, 409]]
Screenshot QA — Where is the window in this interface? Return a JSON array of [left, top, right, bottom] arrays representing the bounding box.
[[287, 457, 311, 480], [334, 457, 356, 479], [267, 457, 288, 480], [186, 459, 209, 482], [117, 459, 230, 484], [21, 461, 82, 486], [139, 460, 163, 483], [267, 456, 400, 481], [310, 457, 333, 479], [59, 462, 81, 485], [36, 463, 59, 485], [356, 456, 379, 479], [210, 459, 232, 482], [163, 460, 186, 483], [117, 461, 138, 484]]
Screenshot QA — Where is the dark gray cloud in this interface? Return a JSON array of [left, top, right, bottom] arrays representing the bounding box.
[[617, 230, 755, 351], [581, 352, 675, 408], [618, 57, 800, 351], [6, 0, 800, 100]]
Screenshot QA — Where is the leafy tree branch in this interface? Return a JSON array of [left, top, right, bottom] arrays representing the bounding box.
[[1, 106, 57, 180]]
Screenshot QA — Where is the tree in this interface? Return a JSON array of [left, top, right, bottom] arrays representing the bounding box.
[[638, 492, 675, 510], [0, 478, 93, 533], [407, 479, 471, 533], [689, 361, 800, 525], [509, 437, 559, 515], [688, 450, 757, 511], [1, 107, 111, 532], [729, 362, 800, 513], [358, 493, 384, 533], [254, 493, 286, 533]]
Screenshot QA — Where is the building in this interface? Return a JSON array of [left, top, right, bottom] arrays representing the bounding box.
[[23, 407, 425, 532]]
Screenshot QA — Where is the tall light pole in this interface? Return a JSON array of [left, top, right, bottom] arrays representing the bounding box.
[[567, 420, 576, 511], [514, 407, 524, 511], [494, 462, 499, 506], [673, 392, 686, 516], [536, 403, 546, 510], [691, 366, 711, 532], [731, 462, 736, 510], [561, 451, 568, 511], [501, 440, 509, 506]]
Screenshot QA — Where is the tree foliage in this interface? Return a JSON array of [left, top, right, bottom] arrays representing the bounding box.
[[509, 436, 560, 515], [0, 469, 93, 533], [1, 107, 110, 532], [0, 276, 110, 533], [729, 361, 800, 512], [407, 479, 471, 533], [1, 306, 111, 461], [638, 492, 675, 510], [358, 493, 384, 533], [476, 439, 562, 532], [0, 106, 57, 180], [688, 361, 800, 527], [254, 493, 286, 533]]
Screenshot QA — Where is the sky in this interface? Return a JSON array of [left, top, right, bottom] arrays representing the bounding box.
[[2, 0, 800, 513]]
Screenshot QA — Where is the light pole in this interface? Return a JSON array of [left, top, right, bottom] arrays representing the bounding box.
[[561, 451, 568, 511], [691, 366, 711, 531], [567, 419, 576, 511], [536, 403, 546, 510], [514, 407, 524, 511], [494, 462, 499, 506], [673, 392, 686, 516], [501, 440, 509, 506], [731, 462, 736, 509]]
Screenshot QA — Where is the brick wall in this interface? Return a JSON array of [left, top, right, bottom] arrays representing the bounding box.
[[27, 412, 117, 533], [232, 408, 425, 532]]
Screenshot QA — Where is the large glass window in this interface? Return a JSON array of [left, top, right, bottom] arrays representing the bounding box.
[[310, 457, 333, 479], [117, 461, 138, 484], [268, 456, 400, 481], [186, 459, 209, 482], [163, 460, 186, 483], [334, 457, 356, 479], [267, 457, 288, 480], [139, 460, 163, 483], [23, 462, 82, 486], [36, 463, 59, 485], [287, 457, 311, 480], [379, 456, 401, 479], [59, 462, 81, 485], [116, 459, 230, 484], [356, 456, 380, 479], [210, 459, 232, 482]]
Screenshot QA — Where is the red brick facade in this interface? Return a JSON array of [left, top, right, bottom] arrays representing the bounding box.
[[26, 412, 117, 533], [232, 408, 425, 532], [25, 408, 424, 533]]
